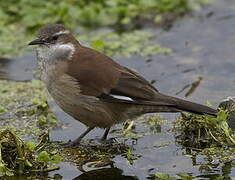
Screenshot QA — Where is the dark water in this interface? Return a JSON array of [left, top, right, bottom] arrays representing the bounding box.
[[1, 0, 235, 179]]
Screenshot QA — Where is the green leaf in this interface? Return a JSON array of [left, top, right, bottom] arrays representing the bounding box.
[[91, 40, 105, 51], [25, 160, 33, 167], [121, 17, 131, 24], [0, 106, 6, 113], [155, 172, 176, 180], [0, 162, 14, 177], [26, 142, 36, 151], [154, 15, 163, 23], [177, 173, 195, 180], [51, 154, 62, 164], [36, 151, 51, 163]]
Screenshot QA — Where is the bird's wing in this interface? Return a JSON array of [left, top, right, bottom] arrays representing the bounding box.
[[108, 66, 157, 101], [67, 46, 172, 105]]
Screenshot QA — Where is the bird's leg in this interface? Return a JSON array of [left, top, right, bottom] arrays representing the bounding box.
[[63, 127, 94, 147], [101, 127, 111, 141]]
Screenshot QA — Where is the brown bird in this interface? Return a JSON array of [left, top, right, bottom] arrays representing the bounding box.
[[28, 24, 217, 147]]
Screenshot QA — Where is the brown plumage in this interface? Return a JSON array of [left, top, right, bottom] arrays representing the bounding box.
[[67, 46, 217, 115], [29, 24, 217, 147]]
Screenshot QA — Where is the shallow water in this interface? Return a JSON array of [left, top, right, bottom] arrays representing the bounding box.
[[1, 0, 235, 179]]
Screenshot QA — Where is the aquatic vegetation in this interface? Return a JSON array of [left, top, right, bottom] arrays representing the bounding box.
[[0, 0, 214, 30], [0, 80, 60, 139], [125, 147, 140, 165], [113, 115, 166, 140], [79, 29, 172, 57], [154, 172, 195, 180], [59, 115, 166, 168], [175, 109, 235, 147], [0, 129, 61, 177], [0, 0, 214, 56], [60, 141, 127, 169], [174, 100, 235, 170]]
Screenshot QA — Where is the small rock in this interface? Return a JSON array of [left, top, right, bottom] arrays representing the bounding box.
[[219, 97, 235, 130]]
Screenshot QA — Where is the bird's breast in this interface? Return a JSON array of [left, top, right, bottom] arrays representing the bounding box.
[[36, 43, 75, 64]]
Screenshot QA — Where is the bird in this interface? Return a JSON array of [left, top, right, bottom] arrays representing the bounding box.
[[28, 24, 217, 147]]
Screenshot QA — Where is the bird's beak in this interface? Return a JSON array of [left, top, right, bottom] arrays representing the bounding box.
[[28, 38, 44, 45]]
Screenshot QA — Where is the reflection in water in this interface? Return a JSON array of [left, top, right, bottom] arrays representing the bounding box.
[[178, 146, 235, 179], [197, 158, 234, 179], [185, 77, 203, 97], [73, 168, 138, 180], [176, 77, 203, 97], [3, 168, 139, 180]]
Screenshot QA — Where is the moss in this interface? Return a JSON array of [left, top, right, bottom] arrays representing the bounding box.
[[59, 141, 128, 168], [0, 80, 60, 139], [56, 115, 164, 168], [174, 107, 235, 166], [112, 115, 167, 140], [154, 172, 195, 180], [0, 129, 61, 177], [174, 109, 235, 148], [125, 148, 140, 165]]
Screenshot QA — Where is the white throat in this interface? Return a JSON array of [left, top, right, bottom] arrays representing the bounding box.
[[36, 43, 75, 63]]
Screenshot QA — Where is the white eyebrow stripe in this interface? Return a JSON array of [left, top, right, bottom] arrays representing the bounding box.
[[54, 30, 70, 36]]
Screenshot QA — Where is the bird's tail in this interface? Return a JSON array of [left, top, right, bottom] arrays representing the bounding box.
[[152, 93, 218, 116]]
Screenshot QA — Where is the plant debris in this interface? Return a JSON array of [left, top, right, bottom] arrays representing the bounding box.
[[175, 109, 235, 149], [60, 140, 128, 170], [0, 129, 61, 177], [0, 80, 60, 139]]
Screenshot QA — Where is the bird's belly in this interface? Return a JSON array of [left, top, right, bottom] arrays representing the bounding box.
[[48, 79, 128, 128], [53, 93, 127, 128], [43, 73, 144, 128]]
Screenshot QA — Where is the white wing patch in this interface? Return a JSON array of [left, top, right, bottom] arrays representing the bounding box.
[[111, 95, 133, 101]]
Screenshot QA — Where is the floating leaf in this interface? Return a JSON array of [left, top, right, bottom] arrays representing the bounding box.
[[26, 142, 36, 151], [36, 151, 51, 163], [51, 154, 62, 164], [91, 40, 105, 51]]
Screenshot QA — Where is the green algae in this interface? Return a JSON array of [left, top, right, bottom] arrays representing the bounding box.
[[0, 0, 215, 57], [125, 147, 140, 165], [175, 109, 235, 147], [113, 115, 168, 140], [57, 115, 167, 169], [79, 29, 172, 57], [59, 141, 128, 170], [154, 172, 195, 180], [0, 80, 60, 139], [0, 0, 214, 31], [0, 129, 61, 177], [174, 107, 235, 169]]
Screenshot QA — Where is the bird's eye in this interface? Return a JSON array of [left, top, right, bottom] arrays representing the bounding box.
[[52, 35, 59, 41]]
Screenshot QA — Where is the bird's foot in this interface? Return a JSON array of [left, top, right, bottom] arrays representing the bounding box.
[[59, 137, 119, 148], [99, 137, 119, 145]]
